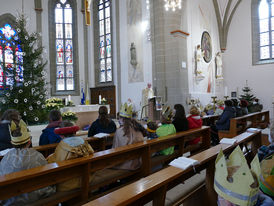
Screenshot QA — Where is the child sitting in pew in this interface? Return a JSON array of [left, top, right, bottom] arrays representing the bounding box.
[[147, 121, 158, 140], [0, 109, 21, 151], [39, 110, 63, 146], [0, 120, 55, 205], [187, 106, 203, 145], [156, 106, 176, 155], [47, 121, 94, 191], [112, 102, 144, 170], [88, 105, 117, 137]]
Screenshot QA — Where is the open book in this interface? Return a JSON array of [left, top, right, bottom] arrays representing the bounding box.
[[93, 133, 111, 138], [169, 156, 199, 170], [220, 138, 237, 145]]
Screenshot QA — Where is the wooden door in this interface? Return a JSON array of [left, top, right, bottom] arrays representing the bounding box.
[[90, 86, 116, 118]]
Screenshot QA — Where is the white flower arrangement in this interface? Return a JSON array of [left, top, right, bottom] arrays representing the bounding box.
[[45, 97, 64, 110], [62, 111, 78, 122]]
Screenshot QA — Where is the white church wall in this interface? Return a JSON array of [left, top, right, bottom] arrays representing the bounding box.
[[119, 0, 153, 112], [223, 0, 274, 117], [186, 0, 222, 108]]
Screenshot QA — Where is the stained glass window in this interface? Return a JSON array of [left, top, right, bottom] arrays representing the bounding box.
[[0, 24, 23, 90], [259, 0, 274, 60], [98, 0, 112, 83], [55, 0, 74, 91]]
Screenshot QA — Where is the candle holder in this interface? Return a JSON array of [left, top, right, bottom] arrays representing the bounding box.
[[224, 96, 229, 100], [211, 96, 217, 112]]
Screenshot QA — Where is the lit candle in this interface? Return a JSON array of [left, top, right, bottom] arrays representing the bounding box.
[[99, 95, 101, 104], [68, 95, 71, 102]]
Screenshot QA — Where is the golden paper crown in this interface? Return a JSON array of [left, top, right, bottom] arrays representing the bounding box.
[[9, 120, 31, 145], [161, 106, 173, 121], [214, 146, 261, 206], [120, 103, 133, 118]]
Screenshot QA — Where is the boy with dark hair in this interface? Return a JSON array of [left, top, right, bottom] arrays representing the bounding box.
[[0, 109, 21, 151], [147, 121, 158, 140], [39, 110, 62, 145]]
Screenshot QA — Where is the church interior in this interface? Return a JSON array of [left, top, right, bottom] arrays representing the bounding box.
[[0, 0, 273, 205]]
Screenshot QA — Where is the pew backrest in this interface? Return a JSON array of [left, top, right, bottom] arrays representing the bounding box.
[[86, 130, 262, 206], [218, 110, 269, 139], [0, 126, 210, 205]]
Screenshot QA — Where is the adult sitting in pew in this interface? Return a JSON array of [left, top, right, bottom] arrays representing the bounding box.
[[112, 102, 144, 170], [240, 99, 249, 115], [0, 109, 21, 151], [88, 106, 117, 137], [47, 121, 94, 191], [0, 120, 55, 205], [187, 105, 203, 145], [211, 100, 236, 145], [39, 110, 62, 146], [172, 104, 188, 132], [232, 99, 243, 117], [156, 106, 176, 155]]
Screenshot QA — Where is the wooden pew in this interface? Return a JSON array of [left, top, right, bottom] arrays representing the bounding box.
[[202, 114, 219, 126], [87, 130, 262, 206], [0, 134, 115, 161], [0, 127, 210, 205], [218, 110, 269, 139]]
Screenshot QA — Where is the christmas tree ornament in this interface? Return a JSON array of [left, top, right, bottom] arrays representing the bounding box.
[[29, 106, 33, 111], [24, 98, 27, 103], [19, 89, 23, 93], [14, 99, 18, 103], [34, 117, 39, 121], [24, 82, 28, 87]]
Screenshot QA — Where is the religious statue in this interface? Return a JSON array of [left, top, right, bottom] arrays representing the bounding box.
[[215, 52, 223, 79], [130, 43, 138, 67], [141, 83, 154, 118], [194, 45, 205, 81]]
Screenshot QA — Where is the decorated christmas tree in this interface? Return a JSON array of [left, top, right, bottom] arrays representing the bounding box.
[[240, 82, 256, 105], [240, 81, 262, 113], [0, 14, 48, 124]]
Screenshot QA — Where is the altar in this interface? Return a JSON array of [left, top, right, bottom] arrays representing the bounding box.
[[61, 105, 110, 129]]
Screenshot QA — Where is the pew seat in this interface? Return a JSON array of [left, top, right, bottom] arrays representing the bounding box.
[[91, 168, 139, 191], [165, 169, 206, 206]]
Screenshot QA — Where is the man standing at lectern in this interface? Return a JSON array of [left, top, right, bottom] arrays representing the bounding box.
[[141, 83, 154, 119]]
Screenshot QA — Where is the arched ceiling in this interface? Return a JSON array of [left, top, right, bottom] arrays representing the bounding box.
[[213, 0, 242, 52]]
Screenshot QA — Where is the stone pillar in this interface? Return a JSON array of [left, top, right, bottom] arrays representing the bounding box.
[[151, 0, 189, 107]]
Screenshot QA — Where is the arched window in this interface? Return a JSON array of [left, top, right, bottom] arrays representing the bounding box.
[[0, 21, 23, 91], [94, 0, 113, 84], [252, 0, 274, 64], [49, 0, 79, 95]]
